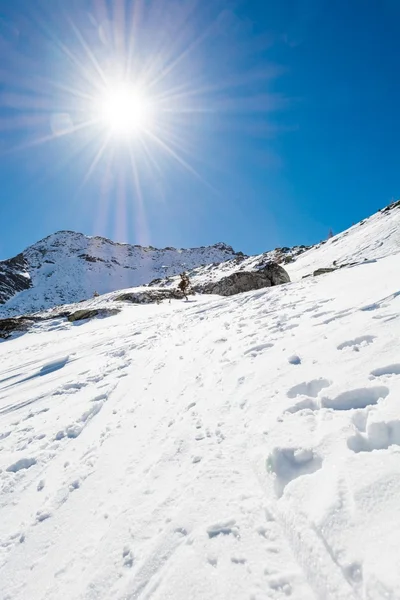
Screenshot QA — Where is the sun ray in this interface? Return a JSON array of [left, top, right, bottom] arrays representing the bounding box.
[[1, 118, 97, 157], [68, 18, 109, 89], [138, 136, 165, 180], [93, 145, 117, 237], [145, 19, 217, 94], [144, 128, 217, 193], [76, 133, 111, 192], [128, 144, 150, 247]]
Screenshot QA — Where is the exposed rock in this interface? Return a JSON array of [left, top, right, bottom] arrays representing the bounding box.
[[78, 254, 100, 263], [381, 199, 400, 213], [67, 308, 120, 322], [0, 305, 120, 339], [198, 263, 290, 296], [0, 253, 32, 304], [116, 288, 191, 303], [313, 267, 337, 277], [0, 316, 38, 339]]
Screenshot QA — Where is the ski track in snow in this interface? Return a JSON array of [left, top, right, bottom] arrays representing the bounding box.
[[0, 253, 400, 599]]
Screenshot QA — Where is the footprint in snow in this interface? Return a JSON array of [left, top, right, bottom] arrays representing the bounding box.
[[321, 308, 353, 325], [287, 386, 389, 414], [370, 364, 400, 378], [337, 335, 376, 351], [360, 291, 400, 312], [122, 546, 134, 568], [244, 342, 274, 357], [347, 406, 400, 454], [6, 457, 37, 473], [36, 510, 51, 523], [207, 519, 239, 539], [231, 556, 246, 564], [267, 446, 323, 498], [268, 574, 293, 596], [286, 397, 318, 414], [287, 378, 331, 399], [320, 386, 389, 410], [311, 310, 334, 319]]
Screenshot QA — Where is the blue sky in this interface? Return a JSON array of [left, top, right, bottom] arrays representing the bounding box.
[[0, 0, 399, 259]]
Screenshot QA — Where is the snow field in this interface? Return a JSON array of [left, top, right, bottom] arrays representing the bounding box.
[[0, 253, 399, 599]]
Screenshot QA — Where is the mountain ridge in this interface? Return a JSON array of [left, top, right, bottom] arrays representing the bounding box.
[[1, 200, 399, 317], [0, 231, 241, 315]]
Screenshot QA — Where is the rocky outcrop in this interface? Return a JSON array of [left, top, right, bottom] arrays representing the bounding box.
[[0, 253, 31, 304], [116, 289, 187, 303], [67, 308, 120, 322], [313, 267, 337, 277], [380, 199, 400, 213], [0, 306, 120, 338], [0, 316, 40, 339], [198, 263, 290, 296]]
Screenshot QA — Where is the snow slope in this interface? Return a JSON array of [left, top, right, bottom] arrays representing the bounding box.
[[286, 201, 400, 280], [1, 250, 400, 599], [151, 202, 400, 290], [0, 232, 238, 316]]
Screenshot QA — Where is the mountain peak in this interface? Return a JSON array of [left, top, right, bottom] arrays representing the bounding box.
[[0, 234, 241, 316]]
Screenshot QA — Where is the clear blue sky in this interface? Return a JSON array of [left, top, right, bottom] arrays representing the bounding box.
[[0, 0, 399, 259]]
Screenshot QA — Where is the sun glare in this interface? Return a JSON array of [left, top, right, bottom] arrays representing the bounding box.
[[97, 84, 154, 137], [2, 0, 280, 228]]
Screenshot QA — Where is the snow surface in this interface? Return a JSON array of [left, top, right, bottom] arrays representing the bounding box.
[[1, 246, 400, 599]]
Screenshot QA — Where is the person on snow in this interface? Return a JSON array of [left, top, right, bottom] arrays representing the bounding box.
[[178, 272, 190, 300]]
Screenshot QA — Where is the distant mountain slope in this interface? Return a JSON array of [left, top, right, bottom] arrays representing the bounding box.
[[0, 231, 239, 316]]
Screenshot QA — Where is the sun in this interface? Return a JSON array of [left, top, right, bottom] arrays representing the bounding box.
[[96, 83, 154, 137]]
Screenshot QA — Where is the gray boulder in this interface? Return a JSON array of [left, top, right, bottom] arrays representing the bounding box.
[[199, 262, 290, 296], [116, 290, 181, 304], [67, 308, 120, 322], [313, 267, 337, 277]]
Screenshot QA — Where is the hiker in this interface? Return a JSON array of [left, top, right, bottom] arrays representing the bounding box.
[[178, 272, 190, 300]]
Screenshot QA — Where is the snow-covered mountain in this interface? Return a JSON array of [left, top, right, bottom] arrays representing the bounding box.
[[1, 201, 398, 317], [0, 231, 239, 316], [1, 200, 399, 599]]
